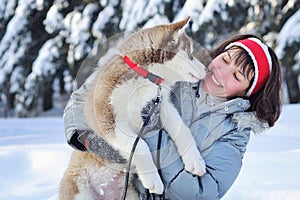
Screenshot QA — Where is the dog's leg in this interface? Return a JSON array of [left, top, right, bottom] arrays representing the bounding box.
[[60, 151, 97, 200], [59, 165, 78, 200], [160, 99, 206, 176], [111, 122, 164, 194]]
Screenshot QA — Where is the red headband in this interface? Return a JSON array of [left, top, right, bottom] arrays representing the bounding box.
[[226, 38, 272, 96]]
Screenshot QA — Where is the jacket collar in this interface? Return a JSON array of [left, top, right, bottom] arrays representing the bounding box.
[[197, 96, 251, 117], [199, 96, 269, 134]]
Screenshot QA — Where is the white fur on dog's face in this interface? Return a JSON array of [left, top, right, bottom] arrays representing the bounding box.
[[148, 49, 206, 85]]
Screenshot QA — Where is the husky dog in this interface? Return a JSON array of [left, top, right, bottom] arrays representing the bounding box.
[[60, 17, 206, 199]]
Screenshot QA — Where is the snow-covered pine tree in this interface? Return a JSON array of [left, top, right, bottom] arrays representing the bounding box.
[[1, 0, 299, 117], [0, 0, 55, 117]]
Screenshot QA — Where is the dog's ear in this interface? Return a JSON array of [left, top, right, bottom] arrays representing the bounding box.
[[166, 16, 190, 33]]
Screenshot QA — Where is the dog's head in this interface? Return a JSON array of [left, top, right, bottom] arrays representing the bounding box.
[[119, 17, 207, 85]]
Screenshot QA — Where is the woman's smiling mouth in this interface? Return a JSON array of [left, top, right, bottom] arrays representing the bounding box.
[[212, 74, 223, 87]]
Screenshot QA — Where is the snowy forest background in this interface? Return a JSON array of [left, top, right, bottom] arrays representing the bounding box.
[[0, 0, 299, 118]]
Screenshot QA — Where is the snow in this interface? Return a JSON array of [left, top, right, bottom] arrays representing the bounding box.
[[1, 103, 300, 199], [43, 3, 65, 34], [64, 4, 97, 64], [0, 118, 71, 200], [31, 39, 59, 77], [119, 0, 163, 31], [92, 5, 114, 36], [0, 0, 17, 20], [9, 66, 23, 93]]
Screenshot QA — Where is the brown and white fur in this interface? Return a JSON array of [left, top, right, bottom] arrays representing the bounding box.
[[60, 17, 206, 199]]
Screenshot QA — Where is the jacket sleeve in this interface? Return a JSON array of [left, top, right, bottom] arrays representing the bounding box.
[[63, 71, 97, 147], [138, 127, 250, 199], [164, 140, 244, 199]]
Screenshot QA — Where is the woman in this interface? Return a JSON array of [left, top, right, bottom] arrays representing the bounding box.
[[63, 34, 282, 199]]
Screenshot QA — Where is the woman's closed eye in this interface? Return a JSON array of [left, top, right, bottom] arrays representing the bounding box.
[[234, 73, 239, 81], [234, 73, 243, 82], [235, 71, 247, 82], [222, 55, 230, 64]]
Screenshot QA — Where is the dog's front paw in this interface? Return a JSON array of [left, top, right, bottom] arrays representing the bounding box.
[[138, 171, 164, 194], [181, 145, 206, 176]]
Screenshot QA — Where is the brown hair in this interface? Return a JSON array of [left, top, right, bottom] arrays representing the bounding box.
[[209, 34, 282, 127]]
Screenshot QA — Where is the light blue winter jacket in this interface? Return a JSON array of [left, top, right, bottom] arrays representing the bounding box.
[[63, 76, 267, 199], [134, 81, 264, 199]]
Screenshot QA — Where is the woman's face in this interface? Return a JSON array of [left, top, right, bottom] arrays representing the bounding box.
[[203, 48, 254, 98]]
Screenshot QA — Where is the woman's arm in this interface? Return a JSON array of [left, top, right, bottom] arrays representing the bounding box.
[[63, 72, 125, 162], [63, 72, 96, 150]]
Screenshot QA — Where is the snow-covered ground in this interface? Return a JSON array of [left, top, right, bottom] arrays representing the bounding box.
[[0, 104, 300, 200]]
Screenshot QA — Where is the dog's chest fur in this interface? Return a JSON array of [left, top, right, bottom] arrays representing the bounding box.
[[110, 77, 166, 133]]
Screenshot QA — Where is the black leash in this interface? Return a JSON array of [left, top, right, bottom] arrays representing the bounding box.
[[121, 86, 162, 200], [144, 129, 165, 200], [156, 129, 163, 179]]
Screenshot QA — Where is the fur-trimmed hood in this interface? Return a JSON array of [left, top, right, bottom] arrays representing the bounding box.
[[232, 112, 269, 134]]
